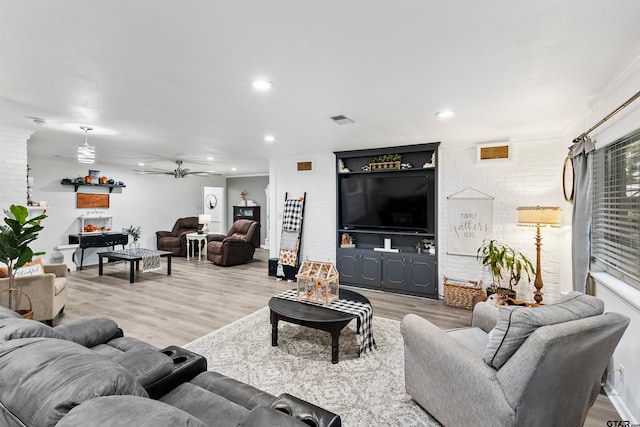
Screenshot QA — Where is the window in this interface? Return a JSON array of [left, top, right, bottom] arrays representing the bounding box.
[[592, 129, 640, 289]]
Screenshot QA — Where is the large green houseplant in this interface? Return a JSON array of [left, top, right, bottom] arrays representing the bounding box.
[[476, 239, 535, 298], [0, 205, 47, 309]]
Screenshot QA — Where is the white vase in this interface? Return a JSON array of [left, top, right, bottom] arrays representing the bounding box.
[[130, 240, 140, 250]]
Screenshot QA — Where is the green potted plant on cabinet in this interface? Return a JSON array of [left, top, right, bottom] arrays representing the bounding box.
[[0, 205, 47, 313], [476, 239, 535, 299]]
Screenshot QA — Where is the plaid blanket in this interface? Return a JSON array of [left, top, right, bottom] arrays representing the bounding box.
[[274, 289, 377, 355], [113, 249, 161, 272], [282, 199, 303, 231]]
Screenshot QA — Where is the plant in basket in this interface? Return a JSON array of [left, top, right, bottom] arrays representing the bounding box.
[[476, 239, 535, 299], [0, 205, 47, 312]]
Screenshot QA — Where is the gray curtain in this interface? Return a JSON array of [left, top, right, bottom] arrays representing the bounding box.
[[568, 136, 595, 292]]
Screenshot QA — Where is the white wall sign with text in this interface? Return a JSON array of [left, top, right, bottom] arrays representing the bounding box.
[[447, 188, 493, 256]]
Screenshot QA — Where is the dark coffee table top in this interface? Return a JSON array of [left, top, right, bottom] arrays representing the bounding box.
[[268, 288, 370, 323], [99, 249, 172, 261]]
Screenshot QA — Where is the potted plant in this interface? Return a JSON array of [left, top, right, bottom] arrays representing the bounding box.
[[123, 225, 141, 249], [476, 239, 535, 299], [0, 205, 47, 311]]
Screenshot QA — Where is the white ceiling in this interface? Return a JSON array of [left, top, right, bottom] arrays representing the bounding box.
[[2, 1, 640, 176]]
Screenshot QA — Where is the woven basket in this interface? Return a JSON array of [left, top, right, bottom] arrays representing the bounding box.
[[0, 288, 34, 319], [443, 276, 483, 310]]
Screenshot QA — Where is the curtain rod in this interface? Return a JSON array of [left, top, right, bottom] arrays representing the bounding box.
[[573, 89, 640, 143]]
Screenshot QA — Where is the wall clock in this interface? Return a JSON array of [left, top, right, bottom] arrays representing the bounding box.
[[205, 193, 218, 210], [562, 156, 574, 203]]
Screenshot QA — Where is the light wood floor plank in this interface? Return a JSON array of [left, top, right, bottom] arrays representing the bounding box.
[[57, 249, 620, 424]]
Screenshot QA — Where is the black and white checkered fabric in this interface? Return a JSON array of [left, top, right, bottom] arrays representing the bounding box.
[[282, 199, 303, 231], [113, 249, 161, 272], [274, 289, 377, 355]]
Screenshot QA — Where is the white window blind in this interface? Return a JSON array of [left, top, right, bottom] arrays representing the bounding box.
[[592, 129, 640, 289]]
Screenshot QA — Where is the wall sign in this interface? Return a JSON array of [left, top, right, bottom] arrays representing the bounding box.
[[77, 193, 109, 209], [447, 188, 493, 256]]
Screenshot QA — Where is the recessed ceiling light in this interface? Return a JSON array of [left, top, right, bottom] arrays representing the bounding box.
[[206, 156, 214, 161], [435, 110, 455, 118], [264, 135, 276, 143], [231, 167, 237, 171], [251, 80, 274, 90]]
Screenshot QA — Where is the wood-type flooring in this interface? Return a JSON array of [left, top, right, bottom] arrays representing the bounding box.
[[58, 249, 620, 426]]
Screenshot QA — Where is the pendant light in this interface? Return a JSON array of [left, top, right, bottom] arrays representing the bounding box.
[[77, 126, 95, 164]]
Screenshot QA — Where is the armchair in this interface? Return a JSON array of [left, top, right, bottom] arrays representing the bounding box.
[[156, 217, 202, 257], [400, 292, 629, 427], [206, 220, 260, 266], [0, 263, 68, 325]]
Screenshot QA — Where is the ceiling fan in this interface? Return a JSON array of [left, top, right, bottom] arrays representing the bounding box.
[[133, 160, 218, 178]]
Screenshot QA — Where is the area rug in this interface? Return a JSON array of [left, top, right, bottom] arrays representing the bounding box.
[[183, 307, 440, 427]]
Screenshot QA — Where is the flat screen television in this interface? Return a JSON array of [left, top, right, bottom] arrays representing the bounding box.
[[339, 173, 431, 232]]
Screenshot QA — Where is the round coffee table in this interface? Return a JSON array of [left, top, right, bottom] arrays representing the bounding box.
[[268, 288, 370, 364]]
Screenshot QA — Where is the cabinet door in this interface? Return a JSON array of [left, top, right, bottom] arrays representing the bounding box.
[[406, 255, 437, 297], [381, 253, 437, 296], [358, 252, 382, 286], [381, 255, 409, 290], [336, 249, 359, 283], [336, 249, 382, 288]]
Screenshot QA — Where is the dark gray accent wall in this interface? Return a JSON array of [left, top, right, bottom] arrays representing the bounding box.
[[226, 176, 269, 246]]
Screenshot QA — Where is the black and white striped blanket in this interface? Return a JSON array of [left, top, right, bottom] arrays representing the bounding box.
[[274, 289, 377, 355], [113, 249, 161, 272]]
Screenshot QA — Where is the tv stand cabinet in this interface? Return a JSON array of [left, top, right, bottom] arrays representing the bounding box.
[[335, 143, 439, 299]]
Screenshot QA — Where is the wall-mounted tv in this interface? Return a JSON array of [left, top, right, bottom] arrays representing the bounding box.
[[339, 173, 431, 232]]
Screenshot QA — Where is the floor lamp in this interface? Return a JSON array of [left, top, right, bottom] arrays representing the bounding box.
[[516, 206, 561, 304]]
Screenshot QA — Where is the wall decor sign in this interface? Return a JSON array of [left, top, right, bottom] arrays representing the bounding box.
[[447, 188, 493, 256], [77, 193, 109, 209]]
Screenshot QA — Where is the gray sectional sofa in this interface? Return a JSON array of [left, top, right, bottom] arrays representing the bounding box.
[[0, 306, 341, 427]]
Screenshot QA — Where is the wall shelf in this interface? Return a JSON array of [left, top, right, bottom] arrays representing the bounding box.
[[61, 181, 126, 193]]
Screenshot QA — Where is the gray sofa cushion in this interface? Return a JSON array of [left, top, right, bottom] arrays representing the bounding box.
[[161, 382, 251, 427], [0, 318, 64, 342], [0, 338, 147, 427], [483, 291, 604, 368], [56, 395, 207, 427], [0, 305, 22, 320]]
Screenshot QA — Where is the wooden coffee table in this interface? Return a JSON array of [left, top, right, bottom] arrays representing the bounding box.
[[98, 249, 172, 283], [268, 288, 370, 364]]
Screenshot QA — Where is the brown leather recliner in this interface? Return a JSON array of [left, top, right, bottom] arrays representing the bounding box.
[[206, 220, 260, 266], [156, 217, 202, 257]]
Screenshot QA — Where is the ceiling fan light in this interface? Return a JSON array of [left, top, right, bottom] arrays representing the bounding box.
[[77, 126, 95, 164]]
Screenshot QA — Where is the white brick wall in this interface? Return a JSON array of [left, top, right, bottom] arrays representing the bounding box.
[[438, 136, 571, 303], [0, 127, 33, 208], [269, 139, 571, 303], [269, 153, 336, 263]]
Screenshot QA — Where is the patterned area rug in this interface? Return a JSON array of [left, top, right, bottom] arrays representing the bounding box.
[[183, 307, 440, 427]]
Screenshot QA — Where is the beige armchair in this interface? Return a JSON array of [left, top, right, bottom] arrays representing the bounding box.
[[0, 264, 68, 326]]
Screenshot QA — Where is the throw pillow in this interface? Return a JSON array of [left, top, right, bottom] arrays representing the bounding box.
[[12, 259, 44, 278], [483, 291, 604, 369]]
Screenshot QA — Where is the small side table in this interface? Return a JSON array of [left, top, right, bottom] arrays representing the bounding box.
[[186, 233, 207, 261]]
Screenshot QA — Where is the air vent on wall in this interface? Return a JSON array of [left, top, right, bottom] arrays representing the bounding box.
[[330, 115, 355, 125]]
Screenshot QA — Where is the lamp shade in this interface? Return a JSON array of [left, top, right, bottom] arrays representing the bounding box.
[[198, 214, 212, 224], [517, 206, 561, 225]]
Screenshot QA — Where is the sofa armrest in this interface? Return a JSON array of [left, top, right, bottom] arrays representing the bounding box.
[[54, 317, 123, 347], [400, 314, 513, 426], [271, 393, 342, 427], [206, 233, 227, 242], [471, 301, 499, 333], [239, 406, 310, 427], [44, 263, 68, 278], [223, 237, 250, 245], [156, 230, 174, 238]]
